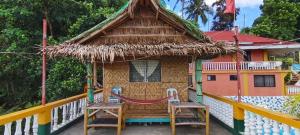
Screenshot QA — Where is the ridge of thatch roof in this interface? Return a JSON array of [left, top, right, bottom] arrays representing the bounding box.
[[67, 0, 210, 44], [46, 0, 237, 63]]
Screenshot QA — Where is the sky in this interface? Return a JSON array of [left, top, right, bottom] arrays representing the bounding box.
[[165, 0, 263, 32]]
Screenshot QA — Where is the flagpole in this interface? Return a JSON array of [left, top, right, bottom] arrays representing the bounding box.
[[42, 19, 47, 105], [232, 1, 242, 102]]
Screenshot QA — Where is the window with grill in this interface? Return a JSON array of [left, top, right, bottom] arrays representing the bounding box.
[[230, 75, 237, 81], [129, 60, 161, 82], [207, 75, 216, 81], [254, 75, 275, 87]]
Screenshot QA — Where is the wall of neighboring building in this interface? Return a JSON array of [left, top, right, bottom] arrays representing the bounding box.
[[202, 71, 287, 96], [211, 55, 233, 62], [208, 49, 266, 62], [251, 50, 265, 61]]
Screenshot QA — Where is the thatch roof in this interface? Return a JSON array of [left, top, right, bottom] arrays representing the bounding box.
[[46, 0, 236, 63]]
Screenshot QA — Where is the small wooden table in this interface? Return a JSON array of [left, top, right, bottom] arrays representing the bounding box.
[[170, 102, 209, 135], [84, 103, 124, 135]]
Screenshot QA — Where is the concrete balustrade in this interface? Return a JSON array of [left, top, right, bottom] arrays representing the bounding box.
[[0, 89, 102, 135], [202, 61, 282, 71], [286, 85, 300, 95], [188, 89, 300, 135]]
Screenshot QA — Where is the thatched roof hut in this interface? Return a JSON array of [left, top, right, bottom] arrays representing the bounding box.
[[46, 0, 235, 63]]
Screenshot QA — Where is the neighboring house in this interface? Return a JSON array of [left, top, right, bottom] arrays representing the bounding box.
[[190, 31, 300, 96]]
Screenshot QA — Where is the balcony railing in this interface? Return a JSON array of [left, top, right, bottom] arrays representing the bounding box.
[[188, 89, 300, 134], [202, 61, 282, 71], [286, 85, 300, 95], [0, 90, 102, 135]]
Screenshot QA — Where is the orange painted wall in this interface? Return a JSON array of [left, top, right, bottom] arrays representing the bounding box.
[[247, 73, 284, 96], [203, 72, 285, 96], [209, 49, 265, 62], [251, 50, 264, 61], [212, 55, 233, 62]]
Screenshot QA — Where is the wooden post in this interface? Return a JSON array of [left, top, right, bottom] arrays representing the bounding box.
[[195, 59, 203, 103], [86, 63, 94, 103], [117, 105, 122, 135], [93, 62, 97, 87], [171, 106, 176, 135], [205, 106, 210, 135], [233, 105, 245, 135], [84, 108, 88, 135], [38, 109, 51, 135]]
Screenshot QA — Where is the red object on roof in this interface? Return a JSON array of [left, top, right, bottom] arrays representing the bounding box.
[[224, 0, 235, 14], [204, 31, 286, 45]]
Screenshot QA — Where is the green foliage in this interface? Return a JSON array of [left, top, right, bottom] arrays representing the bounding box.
[[184, 0, 212, 25], [0, 0, 127, 115], [46, 58, 86, 101], [284, 95, 300, 118], [251, 0, 300, 40]]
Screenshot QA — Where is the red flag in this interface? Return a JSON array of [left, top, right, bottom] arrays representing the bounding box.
[[224, 0, 235, 14]]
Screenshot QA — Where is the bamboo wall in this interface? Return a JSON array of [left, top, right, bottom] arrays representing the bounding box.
[[103, 56, 188, 114]]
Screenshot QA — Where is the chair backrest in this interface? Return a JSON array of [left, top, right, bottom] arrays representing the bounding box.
[[111, 86, 122, 95], [167, 88, 179, 101], [109, 86, 122, 103]]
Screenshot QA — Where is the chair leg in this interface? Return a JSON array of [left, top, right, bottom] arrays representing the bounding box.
[[117, 107, 122, 135], [171, 106, 176, 135], [205, 106, 210, 135], [84, 109, 88, 135]]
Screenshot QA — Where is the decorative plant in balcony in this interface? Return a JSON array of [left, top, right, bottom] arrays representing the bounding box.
[[284, 95, 300, 118]]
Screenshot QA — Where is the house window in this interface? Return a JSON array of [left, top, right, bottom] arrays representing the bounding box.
[[230, 75, 237, 81], [207, 75, 216, 81], [129, 60, 161, 82], [254, 75, 275, 87]]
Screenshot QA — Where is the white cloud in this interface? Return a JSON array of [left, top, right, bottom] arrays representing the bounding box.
[[204, 0, 263, 8]]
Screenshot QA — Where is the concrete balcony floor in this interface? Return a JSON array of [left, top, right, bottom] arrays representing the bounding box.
[[58, 118, 230, 135]]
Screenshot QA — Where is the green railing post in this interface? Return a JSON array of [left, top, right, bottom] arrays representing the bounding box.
[[38, 109, 51, 135], [195, 59, 203, 103], [233, 105, 245, 135], [86, 62, 94, 103]]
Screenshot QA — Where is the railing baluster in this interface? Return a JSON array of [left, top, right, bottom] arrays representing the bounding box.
[[14, 119, 22, 135], [62, 104, 67, 125], [53, 107, 58, 130], [263, 117, 271, 135], [24, 116, 31, 135], [4, 122, 12, 135], [32, 115, 38, 135], [256, 115, 263, 135], [283, 124, 290, 135], [244, 111, 250, 135], [74, 101, 78, 117], [272, 121, 280, 135], [250, 112, 256, 135]]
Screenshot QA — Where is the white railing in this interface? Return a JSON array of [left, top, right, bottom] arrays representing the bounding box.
[[203, 61, 282, 71], [50, 92, 102, 132], [3, 115, 38, 135], [244, 111, 300, 135], [287, 85, 300, 95], [203, 95, 234, 128], [1, 91, 103, 135]]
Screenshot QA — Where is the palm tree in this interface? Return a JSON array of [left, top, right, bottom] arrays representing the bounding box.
[[168, 0, 186, 18], [184, 0, 212, 25]]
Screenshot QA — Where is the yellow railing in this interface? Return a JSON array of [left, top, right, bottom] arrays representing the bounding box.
[[202, 92, 300, 134], [0, 89, 102, 134]]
